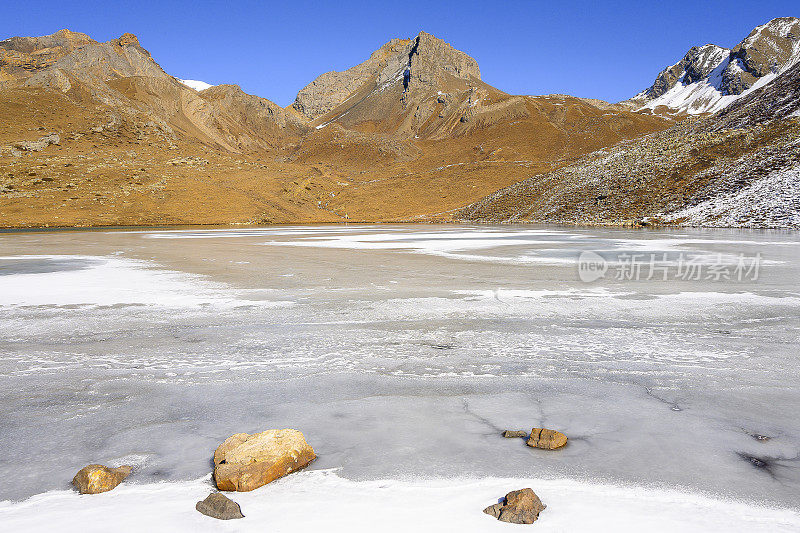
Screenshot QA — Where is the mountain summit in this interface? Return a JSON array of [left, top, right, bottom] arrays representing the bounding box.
[[293, 31, 480, 121], [291, 31, 495, 138], [0, 29, 164, 92], [629, 17, 800, 114]]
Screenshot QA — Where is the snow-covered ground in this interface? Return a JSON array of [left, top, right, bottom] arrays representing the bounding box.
[[1, 225, 798, 531], [665, 166, 800, 228], [3, 470, 799, 532]]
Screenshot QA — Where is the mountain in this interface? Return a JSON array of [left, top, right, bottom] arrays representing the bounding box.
[[629, 17, 800, 114], [0, 29, 668, 227], [6, 22, 797, 229], [0, 30, 165, 88], [284, 32, 671, 221], [461, 52, 800, 228], [293, 32, 480, 120], [293, 31, 484, 138], [0, 29, 307, 153], [712, 59, 800, 129]]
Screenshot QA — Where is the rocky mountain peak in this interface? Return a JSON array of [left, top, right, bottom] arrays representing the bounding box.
[[642, 44, 729, 99], [629, 16, 800, 114], [0, 29, 95, 75], [407, 31, 481, 85], [292, 31, 480, 120], [729, 17, 800, 82], [711, 59, 800, 130], [683, 45, 730, 84], [0, 29, 95, 53]]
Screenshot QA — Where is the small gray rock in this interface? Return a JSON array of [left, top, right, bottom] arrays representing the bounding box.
[[196, 492, 244, 520], [502, 430, 528, 438]]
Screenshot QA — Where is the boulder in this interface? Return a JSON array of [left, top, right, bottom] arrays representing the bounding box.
[[527, 428, 567, 450], [483, 488, 546, 524], [213, 429, 316, 492], [12, 133, 60, 152], [502, 430, 528, 438], [196, 492, 244, 520], [71, 464, 132, 494]]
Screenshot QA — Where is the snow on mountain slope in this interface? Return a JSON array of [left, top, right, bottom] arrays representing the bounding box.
[[630, 17, 800, 114], [711, 60, 800, 129], [177, 78, 214, 91], [663, 165, 800, 228], [637, 57, 782, 114]]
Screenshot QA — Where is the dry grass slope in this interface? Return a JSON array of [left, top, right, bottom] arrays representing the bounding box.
[[1, 29, 672, 227]]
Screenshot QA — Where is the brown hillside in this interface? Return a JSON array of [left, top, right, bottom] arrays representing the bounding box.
[[0, 29, 672, 227], [459, 64, 800, 229]]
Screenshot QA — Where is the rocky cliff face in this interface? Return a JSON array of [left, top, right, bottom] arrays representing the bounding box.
[[292, 38, 413, 120], [405, 31, 481, 87], [292, 31, 480, 122], [291, 31, 513, 140], [730, 17, 800, 81], [711, 60, 800, 130], [629, 17, 800, 114], [0, 29, 307, 153], [643, 45, 729, 99], [0, 29, 165, 91], [0, 29, 94, 80]]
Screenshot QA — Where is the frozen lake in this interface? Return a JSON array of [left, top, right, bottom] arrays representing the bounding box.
[[0, 224, 798, 531]]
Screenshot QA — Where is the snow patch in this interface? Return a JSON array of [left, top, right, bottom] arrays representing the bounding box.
[[639, 58, 787, 114], [0, 255, 290, 309], [178, 79, 214, 92]]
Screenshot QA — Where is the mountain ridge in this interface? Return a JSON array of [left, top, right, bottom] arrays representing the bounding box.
[[628, 17, 800, 114], [461, 51, 800, 228], [1, 20, 796, 229], [293, 31, 481, 122]]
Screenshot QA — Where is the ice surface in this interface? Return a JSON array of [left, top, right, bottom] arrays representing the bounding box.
[[0, 225, 798, 529], [0, 255, 292, 308]]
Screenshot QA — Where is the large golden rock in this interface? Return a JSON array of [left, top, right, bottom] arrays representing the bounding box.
[[527, 428, 568, 450], [72, 464, 132, 494], [213, 429, 316, 492]]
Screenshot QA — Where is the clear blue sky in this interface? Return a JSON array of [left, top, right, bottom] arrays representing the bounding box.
[[1, 1, 796, 106]]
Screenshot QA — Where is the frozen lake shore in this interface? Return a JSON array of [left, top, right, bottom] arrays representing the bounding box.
[[0, 225, 798, 529], [4, 470, 800, 532]]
